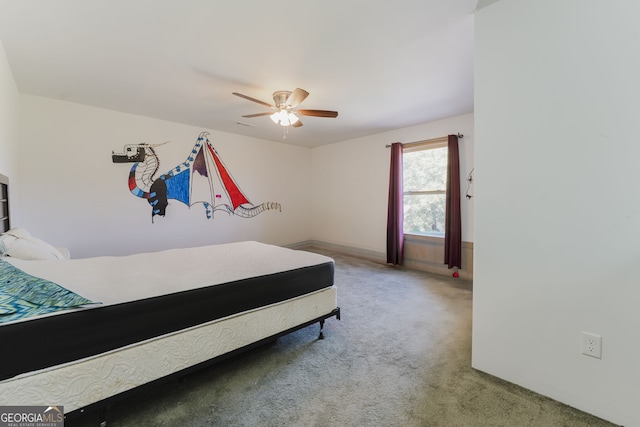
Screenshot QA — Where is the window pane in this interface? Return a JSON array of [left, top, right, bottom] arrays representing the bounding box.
[[403, 147, 447, 192], [403, 193, 446, 236]]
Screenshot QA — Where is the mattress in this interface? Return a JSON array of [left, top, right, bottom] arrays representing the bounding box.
[[0, 241, 334, 381]]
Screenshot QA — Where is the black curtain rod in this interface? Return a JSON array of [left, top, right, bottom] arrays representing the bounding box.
[[385, 133, 464, 148]]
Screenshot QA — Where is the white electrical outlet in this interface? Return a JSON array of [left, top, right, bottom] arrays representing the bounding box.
[[581, 332, 602, 359]]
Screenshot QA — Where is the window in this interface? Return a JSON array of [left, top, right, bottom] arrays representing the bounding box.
[[403, 143, 448, 237]]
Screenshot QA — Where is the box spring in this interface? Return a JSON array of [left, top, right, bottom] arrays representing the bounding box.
[[1, 286, 338, 412]]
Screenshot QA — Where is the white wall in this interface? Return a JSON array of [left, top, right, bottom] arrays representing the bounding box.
[[473, 1, 640, 426], [311, 113, 474, 254], [14, 95, 312, 258], [10, 93, 473, 260], [0, 39, 19, 178]]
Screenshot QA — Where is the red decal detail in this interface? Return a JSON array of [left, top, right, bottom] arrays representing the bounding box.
[[207, 144, 250, 210]]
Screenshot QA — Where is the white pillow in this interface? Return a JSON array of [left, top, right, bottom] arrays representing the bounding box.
[[0, 228, 65, 260], [3, 227, 31, 238]]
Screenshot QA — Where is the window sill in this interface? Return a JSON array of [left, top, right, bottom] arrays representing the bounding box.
[[404, 233, 444, 242]]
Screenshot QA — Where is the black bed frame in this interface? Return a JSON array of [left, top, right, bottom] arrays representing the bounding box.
[[0, 173, 9, 232]]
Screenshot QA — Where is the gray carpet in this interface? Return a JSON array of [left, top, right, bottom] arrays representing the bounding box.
[[67, 250, 618, 427]]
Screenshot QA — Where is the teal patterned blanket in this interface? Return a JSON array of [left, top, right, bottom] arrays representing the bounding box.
[[0, 258, 95, 324]]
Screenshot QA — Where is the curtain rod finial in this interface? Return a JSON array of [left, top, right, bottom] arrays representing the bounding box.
[[457, 133, 464, 138]]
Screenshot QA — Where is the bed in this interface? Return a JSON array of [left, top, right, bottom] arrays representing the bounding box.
[[0, 173, 339, 420]]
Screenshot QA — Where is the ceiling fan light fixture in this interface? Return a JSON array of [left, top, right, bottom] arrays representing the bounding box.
[[287, 112, 299, 125], [270, 110, 299, 126]]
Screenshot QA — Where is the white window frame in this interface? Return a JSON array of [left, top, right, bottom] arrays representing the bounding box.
[[402, 140, 448, 238]]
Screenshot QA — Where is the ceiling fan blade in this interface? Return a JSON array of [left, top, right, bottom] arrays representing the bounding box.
[[292, 119, 303, 127], [286, 88, 309, 108], [296, 109, 339, 118], [242, 112, 273, 118], [232, 92, 274, 108]]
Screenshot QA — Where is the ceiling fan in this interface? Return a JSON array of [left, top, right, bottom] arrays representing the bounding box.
[[232, 88, 338, 128]]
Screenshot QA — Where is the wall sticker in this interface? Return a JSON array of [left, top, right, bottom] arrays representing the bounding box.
[[112, 131, 281, 222]]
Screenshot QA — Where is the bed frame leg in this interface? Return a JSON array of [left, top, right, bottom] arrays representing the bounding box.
[[318, 319, 325, 340], [99, 407, 108, 427]]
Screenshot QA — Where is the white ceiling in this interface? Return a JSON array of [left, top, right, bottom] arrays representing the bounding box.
[[0, 0, 477, 147]]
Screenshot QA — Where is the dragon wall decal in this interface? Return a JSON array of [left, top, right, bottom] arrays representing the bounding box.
[[112, 131, 281, 222]]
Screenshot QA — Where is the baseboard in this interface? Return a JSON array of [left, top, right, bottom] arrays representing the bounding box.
[[287, 240, 386, 264], [288, 238, 474, 281], [284, 240, 315, 251], [403, 235, 473, 280]]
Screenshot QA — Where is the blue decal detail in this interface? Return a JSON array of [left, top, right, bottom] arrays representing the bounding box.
[[165, 169, 191, 206], [150, 192, 156, 197], [150, 200, 158, 206], [153, 209, 160, 214]]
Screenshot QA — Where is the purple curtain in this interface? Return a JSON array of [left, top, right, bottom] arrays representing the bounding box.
[[386, 142, 404, 265], [444, 135, 462, 269]]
